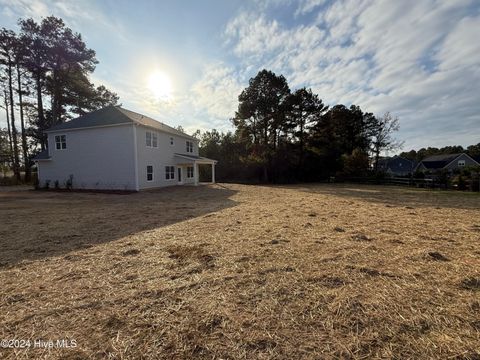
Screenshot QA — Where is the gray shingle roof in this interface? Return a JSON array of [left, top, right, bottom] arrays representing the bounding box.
[[421, 153, 462, 163], [32, 149, 51, 161], [419, 153, 462, 169], [46, 106, 197, 140]]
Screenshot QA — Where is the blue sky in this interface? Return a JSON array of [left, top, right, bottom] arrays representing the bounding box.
[[1, 0, 479, 152]]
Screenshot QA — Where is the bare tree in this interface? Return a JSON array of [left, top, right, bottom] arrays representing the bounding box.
[[370, 112, 403, 171]]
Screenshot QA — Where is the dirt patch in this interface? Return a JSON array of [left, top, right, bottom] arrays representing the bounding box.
[[461, 277, 480, 291], [426, 251, 450, 262]]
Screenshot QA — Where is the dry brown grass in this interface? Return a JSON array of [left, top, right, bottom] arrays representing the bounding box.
[[0, 183, 479, 359]]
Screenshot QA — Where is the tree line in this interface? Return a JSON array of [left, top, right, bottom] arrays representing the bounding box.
[[400, 144, 480, 163], [0, 16, 119, 182], [199, 69, 400, 183]]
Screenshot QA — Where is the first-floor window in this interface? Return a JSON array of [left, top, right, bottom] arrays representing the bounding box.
[[55, 135, 67, 150], [147, 165, 153, 181], [187, 166, 194, 178], [165, 166, 175, 180]]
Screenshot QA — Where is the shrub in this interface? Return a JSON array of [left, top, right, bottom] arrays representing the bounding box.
[[44, 180, 51, 189], [54, 180, 60, 189], [66, 174, 74, 190]]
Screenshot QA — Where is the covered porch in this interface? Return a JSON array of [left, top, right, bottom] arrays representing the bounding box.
[[174, 153, 218, 186]]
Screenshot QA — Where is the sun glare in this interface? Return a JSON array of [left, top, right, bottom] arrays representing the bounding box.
[[147, 71, 173, 101]]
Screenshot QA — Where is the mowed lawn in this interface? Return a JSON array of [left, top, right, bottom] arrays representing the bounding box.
[[0, 184, 479, 359]]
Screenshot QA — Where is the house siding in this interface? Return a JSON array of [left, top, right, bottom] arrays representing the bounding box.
[[135, 125, 199, 189], [39, 124, 137, 190], [444, 154, 479, 171]]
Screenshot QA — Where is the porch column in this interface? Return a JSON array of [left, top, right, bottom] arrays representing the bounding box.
[[194, 162, 199, 186], [211, 163, 215, 184]]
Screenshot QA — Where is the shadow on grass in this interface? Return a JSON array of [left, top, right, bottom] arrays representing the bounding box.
[[276, 183, 480, 210], [0, 184, 238, 267]]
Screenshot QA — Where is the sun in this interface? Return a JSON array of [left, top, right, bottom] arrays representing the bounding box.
[[147, 71, 173, 101]]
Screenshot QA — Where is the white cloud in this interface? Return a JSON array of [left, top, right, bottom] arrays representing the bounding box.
[[217, 0, 480, 149], [191, 63, 244, 124]]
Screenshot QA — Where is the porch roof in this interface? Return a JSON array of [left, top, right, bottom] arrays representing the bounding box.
[[174, 153, 217, 165]]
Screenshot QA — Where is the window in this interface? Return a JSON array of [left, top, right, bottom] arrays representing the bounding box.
[[187, 166, 194, 178], [146, 131, 158, 147], [458, 160, 465, 167], [55, 135, 67, 150], [186, 140, 193, 153], [165, 166, 175, 180], [147, 166, 153, 181], [170, 137, 174, 145], [152, 133, 158, 147], [146, 132, 152, 147]]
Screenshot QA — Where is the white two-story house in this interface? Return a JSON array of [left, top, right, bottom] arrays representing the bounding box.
[[33, 106, 217, 191]]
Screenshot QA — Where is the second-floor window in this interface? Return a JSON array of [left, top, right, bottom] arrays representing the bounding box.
[[146, 131, 158, 147], [186, 140, 193, 153], [458, 160, 465, 167], [55, 135, 67, 150], [170, 137, 174, 145]]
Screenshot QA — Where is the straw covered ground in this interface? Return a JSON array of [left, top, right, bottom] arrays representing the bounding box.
[[0, 183, 479, 359]]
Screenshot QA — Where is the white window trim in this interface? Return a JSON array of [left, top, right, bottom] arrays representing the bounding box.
[[55, 134, 67, 150], [147, 165, 154, 182], [146, 131, 152, 147], [146, 131, 158, 148], [165, 165, 175, 180], [186, 140, 193, 153], [187, 166, 194, 178]]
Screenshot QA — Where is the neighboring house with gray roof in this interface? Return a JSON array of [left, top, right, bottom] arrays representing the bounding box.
[[377, 156, 414, 176], [415, 153, 479, 173], [33, 106, 217, 191]]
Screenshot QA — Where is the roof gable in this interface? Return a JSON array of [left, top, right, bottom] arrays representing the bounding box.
[[419, 153, 479, 169]]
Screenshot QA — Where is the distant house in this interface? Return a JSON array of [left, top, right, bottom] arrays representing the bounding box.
[[33, 106, 217, 191], [415, 153, 479, 173], [377, 156, 414, 176]]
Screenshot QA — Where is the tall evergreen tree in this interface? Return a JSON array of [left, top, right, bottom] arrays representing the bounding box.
[[0, 28, 21, 180], [233, 69, 290, 181]]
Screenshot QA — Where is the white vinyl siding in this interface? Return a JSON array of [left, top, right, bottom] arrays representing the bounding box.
[[40, 125, 137, 190]]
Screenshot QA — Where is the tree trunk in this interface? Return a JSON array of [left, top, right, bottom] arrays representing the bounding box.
[[3, 92, 14, 166], [35, 71, 46, 150], [374, 146, 380, 172], [7, 59, 21, 181], [17, 64, 30, 182]]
